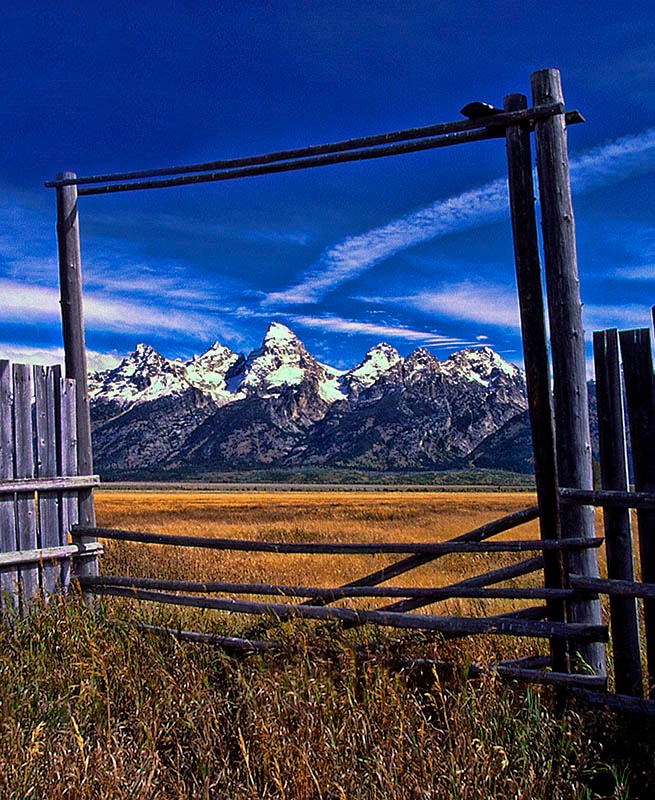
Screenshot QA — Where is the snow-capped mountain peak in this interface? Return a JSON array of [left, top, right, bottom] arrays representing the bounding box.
[[88, 326, 524, 428], [184, 342, 245, 405], [240, 322, 317, 395], [344, 342, 402, 394], [440, 347, 521, 387], [89, 343, 187, 406], [263, 321, 298, 346], [89, 325, 530, 477]]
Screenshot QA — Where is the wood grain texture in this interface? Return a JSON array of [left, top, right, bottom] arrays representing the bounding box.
[[0, 360, 18, 612], [531, 68, 604, 677], [13, 364, 38, 607], [593, 329, 642, 695]]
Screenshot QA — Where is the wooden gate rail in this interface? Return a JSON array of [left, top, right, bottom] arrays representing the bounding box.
[[82, 584, 608, 641], [569, 576, 655, 600], [0, 542, 103, 569], [73, 525, 601, 555], [74, 512, 606, 661], [0, 476, 99, 494], [303, 505, 540, 611], [79, 574, 578, 601], [559, 488, 655, 510]]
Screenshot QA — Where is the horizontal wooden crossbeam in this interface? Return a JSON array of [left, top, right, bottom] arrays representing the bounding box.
[[80, 574, 578, 601], [74, 525, 600, 556], [0, 475, 100, 495], [570, 574, 655, 600], [571, 688, 655, 716], [0, 541, 103, 568], [45, 105, 583, 196], [130, 622, 278, 652], [87, 584, 608, 641], [559, 487, 655, 509]]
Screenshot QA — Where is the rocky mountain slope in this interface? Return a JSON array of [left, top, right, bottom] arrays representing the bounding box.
[[89, 323, 530, 478]]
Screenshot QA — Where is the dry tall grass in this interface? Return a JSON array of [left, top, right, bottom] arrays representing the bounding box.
[[2, 597, 651, 800]]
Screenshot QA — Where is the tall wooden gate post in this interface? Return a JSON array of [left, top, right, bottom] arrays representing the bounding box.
[[503, 92, 567, 673], [55, 172, 98, 583], [531, 69, 605, 677]]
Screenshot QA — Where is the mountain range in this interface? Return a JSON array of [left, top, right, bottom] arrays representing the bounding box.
[[89, 322, 532, 478]]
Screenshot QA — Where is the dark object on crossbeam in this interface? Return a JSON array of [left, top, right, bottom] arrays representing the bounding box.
[[460, 101, 504, 119]]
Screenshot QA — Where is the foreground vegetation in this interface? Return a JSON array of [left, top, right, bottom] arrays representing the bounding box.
[[3, 598, 654, 799], [1, 490, 653, 798]]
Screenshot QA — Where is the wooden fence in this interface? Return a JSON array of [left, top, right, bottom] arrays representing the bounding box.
[[0, 361, 101, 615], [73, 506, 609, 691]]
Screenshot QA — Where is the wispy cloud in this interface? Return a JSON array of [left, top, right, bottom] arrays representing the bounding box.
[[266, 179, 508, 305], [569, 128, 655, 193], [0, 281, 61, 323], [372, 280, 522, 331], [582, 303, 653, 333], [266, 128, 655, 306], [0, 343, 122, 372], [289, 313, 477, 347], [613, 266, 655, 281], [0, 278, 233, 342]]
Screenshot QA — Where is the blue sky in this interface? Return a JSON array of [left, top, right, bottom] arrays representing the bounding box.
[[1, 1, 653, 373]]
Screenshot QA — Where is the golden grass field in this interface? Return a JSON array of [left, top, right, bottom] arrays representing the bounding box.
[[94, 489, 558, 658], [96, 490, 539, 594]]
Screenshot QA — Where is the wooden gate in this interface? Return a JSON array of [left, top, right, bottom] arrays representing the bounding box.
[[40, 67, 655, 710], [0, 361, 100, 615]]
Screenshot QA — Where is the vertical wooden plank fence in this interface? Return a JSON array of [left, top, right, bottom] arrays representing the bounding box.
[[14, 363, 39, 603], [35, 365, 61, 595], [564, 313, 655, 708], [59, 376, 82, 591], [0, 362, 101, 615]]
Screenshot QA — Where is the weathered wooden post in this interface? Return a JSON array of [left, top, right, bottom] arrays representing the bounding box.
[[504, 92, 567, 673], [619, 327, 655, 697], [55, 172, 98, 585], [14, 364, 39, 608], [0, 361, 19, 613], [594, 329, 642, 696], [34, 364, 61, 596], [531, 69, 605, 677]]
